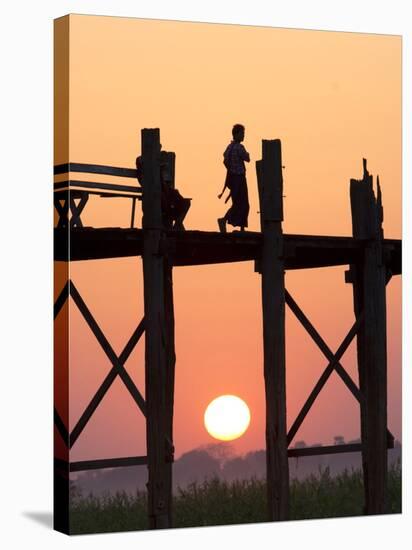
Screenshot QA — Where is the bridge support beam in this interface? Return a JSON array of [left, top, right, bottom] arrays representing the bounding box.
[[141, 128, 174, 528], [256, 139, 290, 521], [349, 161, 388, 514], [163, 151, 176, 526]]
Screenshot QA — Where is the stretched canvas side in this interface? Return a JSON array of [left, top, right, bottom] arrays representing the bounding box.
[[53, 14, 70, 535]]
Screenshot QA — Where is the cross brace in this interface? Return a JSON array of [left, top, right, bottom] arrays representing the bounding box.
[[54, 280, 146, 451], [285, 289, 393, 446]]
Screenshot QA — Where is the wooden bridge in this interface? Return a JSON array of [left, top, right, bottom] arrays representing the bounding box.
[[54, 129, 402, 532]]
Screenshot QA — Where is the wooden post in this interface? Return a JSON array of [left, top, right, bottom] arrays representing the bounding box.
[[348, 159, 388, 514], [163, 150, 176, 526], [141, 128, 170, 528], [256, 139, 289, 521]]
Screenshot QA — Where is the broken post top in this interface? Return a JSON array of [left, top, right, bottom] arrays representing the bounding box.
[[362, 157, 369, 179], [350, 158, 384, 240], [141, 128, 163, 230], [256, 139, 284, 224]]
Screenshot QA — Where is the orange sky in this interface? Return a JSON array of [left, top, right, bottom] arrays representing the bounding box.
[[54, 15, 401, 462]]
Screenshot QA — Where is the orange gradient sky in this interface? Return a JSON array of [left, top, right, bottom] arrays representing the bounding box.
[[54, 15, 401, 462]]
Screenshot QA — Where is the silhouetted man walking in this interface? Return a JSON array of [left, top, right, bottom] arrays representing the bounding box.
[[218, 124, 250, 233]]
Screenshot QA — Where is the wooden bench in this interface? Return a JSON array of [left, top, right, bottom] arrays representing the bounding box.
[[54, 163, 142, 228]]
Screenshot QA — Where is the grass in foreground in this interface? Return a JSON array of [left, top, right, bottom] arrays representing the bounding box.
[[69, 463, 401, 534]]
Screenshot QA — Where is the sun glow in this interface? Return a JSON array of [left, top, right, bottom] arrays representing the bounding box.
[[204, 395, 251, 441]]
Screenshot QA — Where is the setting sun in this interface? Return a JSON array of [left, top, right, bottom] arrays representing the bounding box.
[[204, 395, 251, 441]]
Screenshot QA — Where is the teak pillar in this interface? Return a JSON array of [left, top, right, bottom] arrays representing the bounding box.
[[141, 129, 174, 528], [348, 160, 388, 514], [162, 150, 176, 527], [256, 139, 290, 521]]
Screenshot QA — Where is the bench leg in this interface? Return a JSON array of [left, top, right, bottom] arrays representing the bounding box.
[[55, 197, 69, 228], [69, 193, 89, 228]]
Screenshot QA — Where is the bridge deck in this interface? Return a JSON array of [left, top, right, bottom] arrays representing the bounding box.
[[54, 227, 401, 273]]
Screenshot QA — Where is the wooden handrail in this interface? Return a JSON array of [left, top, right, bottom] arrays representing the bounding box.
[[54, 162, 137, 179], [54, 179, 142, 194]]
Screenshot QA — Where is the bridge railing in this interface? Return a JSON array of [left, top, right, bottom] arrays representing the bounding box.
[[53, 162, 142, 229]]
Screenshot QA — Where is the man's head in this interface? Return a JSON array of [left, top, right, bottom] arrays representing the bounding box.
[[232, 123, 245, 142]]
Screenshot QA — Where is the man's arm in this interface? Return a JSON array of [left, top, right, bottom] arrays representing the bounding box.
[[239, 144, 250, 162]]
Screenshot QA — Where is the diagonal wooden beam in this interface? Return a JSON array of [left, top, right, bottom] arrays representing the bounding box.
[[54, 281, 69, 320], [54, 406, 69, 446], [285, 290, 362, 402], [68, 282, 146, 445], [285, 290, 395, 444], [69, 282, 146, 410], [70, 369, 117, 448], [120, 318, 146, 364], [69, 317, 146, 448], [287, 315, 362, 445]]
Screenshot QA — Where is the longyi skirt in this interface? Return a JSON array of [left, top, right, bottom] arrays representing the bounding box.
[[225, 173, 250, 228]]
